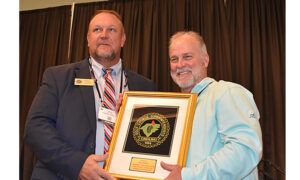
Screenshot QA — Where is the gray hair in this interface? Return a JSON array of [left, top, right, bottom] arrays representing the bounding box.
[[169, 31, 208, 56]]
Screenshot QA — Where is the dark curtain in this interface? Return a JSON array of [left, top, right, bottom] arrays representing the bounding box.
[[20, 6, 71, 180], [225, 1, 285, 179], [20, 0, 285, 179]]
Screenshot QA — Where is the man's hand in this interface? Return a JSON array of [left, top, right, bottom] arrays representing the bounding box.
[[161, 161, 182, 180], [78, 153, 116, 180], [115, 93, 123, 113]]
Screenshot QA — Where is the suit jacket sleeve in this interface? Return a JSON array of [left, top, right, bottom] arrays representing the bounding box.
[[24, 67, 89, 179]]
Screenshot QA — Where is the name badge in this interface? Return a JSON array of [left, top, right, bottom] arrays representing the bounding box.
[[98, 107, 117, 124], [74, 78, 95, 86]]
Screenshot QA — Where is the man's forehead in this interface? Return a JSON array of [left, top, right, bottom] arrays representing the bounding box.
[[90, 13, 122, 26], [170, 51, 193, 57], [175, 35, 196, 44]]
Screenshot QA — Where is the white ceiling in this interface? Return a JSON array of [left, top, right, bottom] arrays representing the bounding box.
[[20, 0, 109, 11]]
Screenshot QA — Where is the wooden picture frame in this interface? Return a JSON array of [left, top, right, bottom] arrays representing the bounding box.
[[104, 91, 197, 180]]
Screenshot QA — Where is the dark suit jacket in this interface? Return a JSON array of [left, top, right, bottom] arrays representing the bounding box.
[[24, 58, 157, 180]]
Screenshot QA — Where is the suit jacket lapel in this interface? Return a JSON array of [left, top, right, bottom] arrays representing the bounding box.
[[74, 59, 96, 134], [125, 69, 134, 90]]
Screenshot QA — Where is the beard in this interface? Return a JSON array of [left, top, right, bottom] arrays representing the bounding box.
[[170, 68, 201, 89], [95, 49, 116, 61]]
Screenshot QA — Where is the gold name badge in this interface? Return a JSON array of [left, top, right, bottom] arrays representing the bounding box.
[[129, 157, 156, 173], [74, 78, 95, 86]]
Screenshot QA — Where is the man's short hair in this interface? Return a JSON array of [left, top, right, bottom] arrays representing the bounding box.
[[90, 10, 123, 23], [89, 10, 125, 32], [169, 31, 208, 56]]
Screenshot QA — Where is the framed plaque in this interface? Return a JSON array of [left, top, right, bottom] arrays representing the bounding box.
[[104, 91, 197, 180]]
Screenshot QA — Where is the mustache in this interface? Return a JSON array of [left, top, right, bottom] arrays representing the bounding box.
[[174, 68, 192, 75], [96, 41, 111, 46]]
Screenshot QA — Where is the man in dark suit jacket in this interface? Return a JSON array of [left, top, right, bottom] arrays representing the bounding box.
[[24, 10, 156, 180]]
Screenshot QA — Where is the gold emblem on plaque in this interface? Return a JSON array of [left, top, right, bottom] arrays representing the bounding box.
[[133, 112, 170, 148]]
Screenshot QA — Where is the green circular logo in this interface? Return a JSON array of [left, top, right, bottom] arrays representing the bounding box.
[[133, 112, 170, 148]]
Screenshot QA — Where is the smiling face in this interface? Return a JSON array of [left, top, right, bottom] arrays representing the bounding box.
[[169, 33, 209, 93], [87, 12, 126, 67]]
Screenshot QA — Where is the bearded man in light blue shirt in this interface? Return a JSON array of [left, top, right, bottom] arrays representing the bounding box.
[[161, 31, 262, 180]]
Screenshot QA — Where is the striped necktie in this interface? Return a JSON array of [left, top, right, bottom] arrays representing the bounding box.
[[103, 68, 116, 153]]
